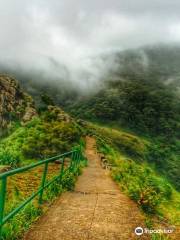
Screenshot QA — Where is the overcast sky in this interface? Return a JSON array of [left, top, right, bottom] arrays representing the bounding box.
[[0, 0, 180, 88]]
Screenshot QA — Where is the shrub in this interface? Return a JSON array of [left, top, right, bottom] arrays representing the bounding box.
[[112, 159, 172, 213], [61, 170, 76, 191], [0, 110, 82, 164], [0, 151, 21, 168], [2, 203, 42, 240]]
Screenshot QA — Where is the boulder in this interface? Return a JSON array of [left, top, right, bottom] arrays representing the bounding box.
[[0, 74, 37, 128], [22, 107, 37, 123]]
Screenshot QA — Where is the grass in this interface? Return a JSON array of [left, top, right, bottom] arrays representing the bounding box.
[[86, 122, 149, 160]]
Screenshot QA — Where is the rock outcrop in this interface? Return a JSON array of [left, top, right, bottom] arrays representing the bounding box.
[[0, 74, 37, 129], [47, 105, 72, 123]]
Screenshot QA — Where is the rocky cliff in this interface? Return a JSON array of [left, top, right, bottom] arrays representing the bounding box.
[[0, 74, 37, 129]]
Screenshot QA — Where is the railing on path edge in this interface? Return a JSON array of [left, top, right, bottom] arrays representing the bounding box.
[[0, 146, 84, 239]]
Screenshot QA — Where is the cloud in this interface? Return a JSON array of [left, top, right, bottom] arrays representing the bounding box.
[[0, 0, 180, 90]]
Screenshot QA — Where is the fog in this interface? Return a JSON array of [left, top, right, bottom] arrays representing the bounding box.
[[0, 0, 180, 90]]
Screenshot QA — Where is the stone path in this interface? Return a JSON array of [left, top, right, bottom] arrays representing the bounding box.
[[24, 137, 149, 240]]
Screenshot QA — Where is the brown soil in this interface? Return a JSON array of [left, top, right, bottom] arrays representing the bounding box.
[[24, 137, 150, 240], [7, 163, 60, 200]]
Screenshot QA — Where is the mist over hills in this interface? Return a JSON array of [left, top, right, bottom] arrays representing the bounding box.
[[112, 44, 180, 85], [0, 44, 180, 106]]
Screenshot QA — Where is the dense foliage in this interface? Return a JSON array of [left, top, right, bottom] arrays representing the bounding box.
[[70, 79, 180, 138], [147, 139, 180, 190], [112, 159, 172, 213], [0, 107, 83, 166]]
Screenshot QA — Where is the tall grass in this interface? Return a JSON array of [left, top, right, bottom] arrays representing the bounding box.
[[96, 138, 180, 225]]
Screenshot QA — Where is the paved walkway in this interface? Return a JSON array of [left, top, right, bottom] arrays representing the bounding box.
[[24, 137, 149, 240]]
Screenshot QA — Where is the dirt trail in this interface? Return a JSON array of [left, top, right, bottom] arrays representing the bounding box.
[[24, 137, 149, 240]]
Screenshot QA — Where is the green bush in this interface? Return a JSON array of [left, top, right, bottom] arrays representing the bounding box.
[[2, 203, 42, 240], [0, 151, 21, 168], [61, 170, 76, 191], [44, 181, 63, 201], [0, 109, 82, 164], [112, 159, 172, 213]]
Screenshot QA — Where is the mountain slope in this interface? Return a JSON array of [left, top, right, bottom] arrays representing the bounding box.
[[0, 74, 37, 135], [69, 78, 180, 138], [0, 76, 84, 167]]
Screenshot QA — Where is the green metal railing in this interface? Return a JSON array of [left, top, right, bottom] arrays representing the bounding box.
[[0, 147, 83, 239]]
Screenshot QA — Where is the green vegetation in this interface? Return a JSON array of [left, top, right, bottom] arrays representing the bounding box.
[[70, 79, 179, 138], [0, 107, 84, 167], [2, 203, 42, 240], [147, 139, 180, 191], [86, 123, 149, 159], [70, 77, 180, 192], [95, 129, 180, 228], [112, 157, 172, 214]]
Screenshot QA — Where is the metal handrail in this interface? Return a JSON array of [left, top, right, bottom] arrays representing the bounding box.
[[0, 147, 83, 238]]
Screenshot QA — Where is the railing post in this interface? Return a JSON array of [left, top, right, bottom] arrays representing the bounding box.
[[79, 149, 82, 162], [73, 151, 77, 172], [70, 151, 75, 172], [0, 177, 7, 239], [39, 162, 48, 204], [77, 148, 81, 164], [59, 157, 65, 182], [76, 150, 79, 167]]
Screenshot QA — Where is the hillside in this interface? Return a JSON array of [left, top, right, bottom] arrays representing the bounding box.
[[0, 76, 84, 168], [67, 52, 180, 193], [84, 124, 180, 228], [103, 44, 180, 88], [69, 78, 180, 137], [69, 79, 180, 191], [0, 74, 37, 136]]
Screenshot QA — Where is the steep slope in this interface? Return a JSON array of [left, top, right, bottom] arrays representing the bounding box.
[[104, 44, 180, 87], [69, 78, 180, 138], [0, 74, 37, 133], [79, 118, 180, 190]]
